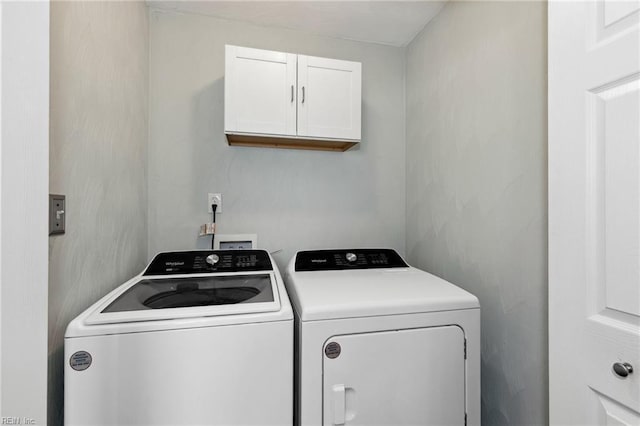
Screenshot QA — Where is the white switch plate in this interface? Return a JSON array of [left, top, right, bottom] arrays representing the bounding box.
[[208, 193, 222, 213], [49, 194, 66, 235]]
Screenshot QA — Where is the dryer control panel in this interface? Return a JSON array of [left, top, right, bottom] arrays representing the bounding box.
[[295, 249, 408, 271], [144, 250, 272, 275]]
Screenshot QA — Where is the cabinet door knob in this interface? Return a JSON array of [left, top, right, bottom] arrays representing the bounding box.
[[302, 86, 305, 104], [291, 84, 294, 103], [612, 362, 633, 378]]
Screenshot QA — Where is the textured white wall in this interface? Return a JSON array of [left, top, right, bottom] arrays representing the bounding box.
[[405, 2, 547, 424], [48, 3, 148, 425], [148, 9, 406, 269]]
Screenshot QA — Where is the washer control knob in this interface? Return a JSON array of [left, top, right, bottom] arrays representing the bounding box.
[[346, 252, 357, 263], [206, 254, 220, 266]]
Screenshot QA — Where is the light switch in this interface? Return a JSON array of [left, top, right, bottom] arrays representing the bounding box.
[[49, 194, 66, 235]]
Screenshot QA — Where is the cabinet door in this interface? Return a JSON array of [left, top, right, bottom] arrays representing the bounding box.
[[225, 45, 297, 136], [297, 55, 361, 141], [323, 326, 465, 426]]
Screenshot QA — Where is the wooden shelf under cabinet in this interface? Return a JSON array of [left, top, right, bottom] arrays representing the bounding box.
[[226, 133, 358, 152]]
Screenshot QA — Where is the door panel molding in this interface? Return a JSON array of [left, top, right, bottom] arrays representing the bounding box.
[[549, 0, 640, 423]]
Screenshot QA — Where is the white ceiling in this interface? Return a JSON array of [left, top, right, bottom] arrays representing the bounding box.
[[147, 1, 446, 47]]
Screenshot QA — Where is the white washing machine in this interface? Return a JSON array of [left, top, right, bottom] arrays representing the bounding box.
[[65, 249, 293, 426], [285, 249, 480, 426]]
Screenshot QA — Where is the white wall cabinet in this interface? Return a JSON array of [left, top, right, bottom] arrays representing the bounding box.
[[224, 46, 297, 136], [225, 45, 361, 152], [297, 54, 361, 141]]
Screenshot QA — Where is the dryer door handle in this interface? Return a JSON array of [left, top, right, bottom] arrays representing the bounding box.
[[332, 384, 346, 425]]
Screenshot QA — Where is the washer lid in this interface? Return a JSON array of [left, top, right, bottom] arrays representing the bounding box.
[[286, 250, 479, 321], [85, 271, 281, 325]]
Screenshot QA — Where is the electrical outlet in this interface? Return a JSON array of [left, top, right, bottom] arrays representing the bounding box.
[[208, 193, 222, 213]]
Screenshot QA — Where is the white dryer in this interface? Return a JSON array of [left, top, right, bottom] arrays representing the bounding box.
[[65, 250, 293, 426], [285, 249, 480, 426]]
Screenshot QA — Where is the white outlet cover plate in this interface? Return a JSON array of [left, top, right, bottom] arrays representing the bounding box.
[[208, 193, 222, 213], [214, 234, 258, 250]]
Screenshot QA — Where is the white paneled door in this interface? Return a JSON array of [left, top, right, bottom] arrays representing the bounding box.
[[549, 1, 640, 424]]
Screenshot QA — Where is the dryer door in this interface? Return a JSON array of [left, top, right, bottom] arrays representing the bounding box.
[[322, 326, 466, 426]]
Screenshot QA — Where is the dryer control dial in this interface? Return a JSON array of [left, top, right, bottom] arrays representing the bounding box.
[[206, 254, 220, 266], [345, 252, 357, 263]]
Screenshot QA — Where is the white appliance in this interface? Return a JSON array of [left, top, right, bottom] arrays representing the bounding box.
[[65, 250, 293, 426], [285, 249, 480, 426]]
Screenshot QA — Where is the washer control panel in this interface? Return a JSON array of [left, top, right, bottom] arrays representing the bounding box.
[[144, 250, 272, 275], [295, 249, 408, 271]]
